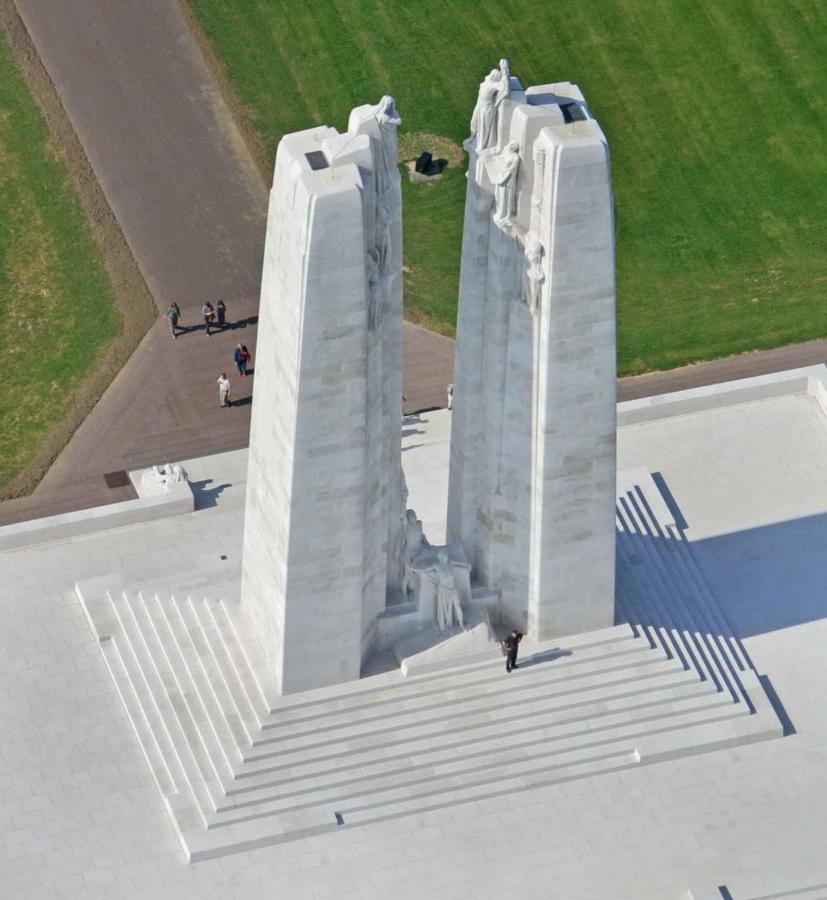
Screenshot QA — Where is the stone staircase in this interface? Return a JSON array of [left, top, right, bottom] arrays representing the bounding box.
[[615, 467, 781, 735], [78, 564, 781, 862]]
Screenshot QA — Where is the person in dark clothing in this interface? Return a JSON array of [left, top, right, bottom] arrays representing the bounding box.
[[502, 629, 523, 673], [233, 343, 251, 376], [216, 299, 227, 328]]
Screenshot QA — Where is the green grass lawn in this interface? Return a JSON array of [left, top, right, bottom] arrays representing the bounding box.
[[189, 0, 827, 373], [0, 29, 119, 490]]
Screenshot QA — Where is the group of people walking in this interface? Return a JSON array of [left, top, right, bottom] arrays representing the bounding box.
[[164, 299, 234, 339], [163, 301, 252, 408], [216, 344, 252, 408]]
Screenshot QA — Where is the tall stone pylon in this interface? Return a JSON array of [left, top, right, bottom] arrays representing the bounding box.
[[447, 63, 616, 639], [241, 97, 405, 694]]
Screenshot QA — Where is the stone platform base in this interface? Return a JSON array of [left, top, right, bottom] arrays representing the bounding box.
[[77, 571, 781, 862], [393, 605, 500, 676]]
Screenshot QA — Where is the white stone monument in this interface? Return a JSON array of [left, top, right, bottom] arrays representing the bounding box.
[[240, 97, 406, 694], [448, 66, 617, 639]]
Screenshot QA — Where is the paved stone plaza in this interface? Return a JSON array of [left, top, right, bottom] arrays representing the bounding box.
[[1, 371, 826, 898]]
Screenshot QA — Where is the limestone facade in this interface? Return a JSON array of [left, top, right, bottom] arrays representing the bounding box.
[[240, 100, 405, 694], [448, 75, 617, 639]]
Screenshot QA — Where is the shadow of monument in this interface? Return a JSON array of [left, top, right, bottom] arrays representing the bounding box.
[[518, 648, 573, 669], [613, 476, 827, 738], [190, 478, 233, 510]]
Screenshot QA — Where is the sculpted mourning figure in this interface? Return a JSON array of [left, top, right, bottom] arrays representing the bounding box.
[[523, 238, 545, 315], [401, 508, 431, 597], [490, 140, 521, 226], [372, 95, 402, 196], [366, 249, 381, 330], [469, 58, 510, 152], [375, 203, 392, 276], [426, 550, 465, 632]]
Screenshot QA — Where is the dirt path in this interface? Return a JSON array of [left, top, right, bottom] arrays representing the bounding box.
[[617, 338, 827, 402]]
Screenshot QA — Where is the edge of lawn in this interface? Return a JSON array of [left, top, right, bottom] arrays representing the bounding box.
[[0, 0, 157, 499]]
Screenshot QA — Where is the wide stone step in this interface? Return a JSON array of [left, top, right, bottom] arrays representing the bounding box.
[[618, 497, 723, 691], [159, 593, 246, 766], [264, 624, 639, 721], [219, 685, 732, 820], [118, 590, 227, 810], [181, 595, 262, 745], [231, 668, 709, 798], [335, 699, 767, 833], [624, 488, 742, 700], [255, 638, 660, 744], [174, 594, 256, 752], [208, 599, 272, 722], [141, 592, 235, 783], [239, 659, 704, 776], [615, 522, 690, 667], [246, 648, 675, 763], [188, 699, 773, 861], [94, 589, 221, 818], [90, 633, 208, 852], [664, 524, 751, 672], [623, 474, 753, 694], [98, 633, 177, 797], [76, 575, 783, 864]]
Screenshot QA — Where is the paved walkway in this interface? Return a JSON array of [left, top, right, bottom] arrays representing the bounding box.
[[617, 338, 827, 402], [0, 0, 453, 526]]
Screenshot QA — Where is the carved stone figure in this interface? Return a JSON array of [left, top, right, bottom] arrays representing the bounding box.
[[490, 140, 521, 226], [532, 148, 546, 213], [469, 58, 510, 152], [401, 508, 431, 598], [523, 238, 545, 315], [375, 203, 392, 275], [426, 549, 465, 631], [366, 249, 381, 330], [140, 461, 187, 495], [372, 95, 401, 196], [405, 508, 429, 562]]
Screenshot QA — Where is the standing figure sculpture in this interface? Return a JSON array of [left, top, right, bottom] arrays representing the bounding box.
[[372, 95, 402, 196], [375, 203, 392, 275], [366, 249, 381, 330], [427, 550, 465, 631], [469, 58, 510, 152], [523, 238, 545, 315], [490, 140, 521, 226], [402, 508, 430, 597]]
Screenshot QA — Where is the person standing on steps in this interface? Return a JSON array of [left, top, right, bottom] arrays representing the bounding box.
[[165, 302, 181, 339], [216, 299, 227, 329], [502, 629, 523, 673], [202, 301, 215, 336], [217, 372, 231, 408]]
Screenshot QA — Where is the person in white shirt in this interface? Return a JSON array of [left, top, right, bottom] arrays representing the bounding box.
[[217, 373, 231, 408]]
